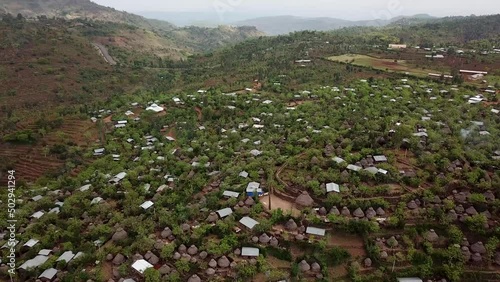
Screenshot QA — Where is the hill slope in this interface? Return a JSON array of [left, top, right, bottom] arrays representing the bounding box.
[[0, 0, 265, 58], [232, 14, 437, 35], [0, 0, 176, 30]]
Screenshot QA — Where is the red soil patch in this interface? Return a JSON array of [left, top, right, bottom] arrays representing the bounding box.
[[103, 115, 113, 123], [327, 232, 366, 258], [195, 106, 202, 121], [0, 118, 97, 183], [483, 101, 500, 106], [167, 128, 176, 139], [287, 100, 307, 107]]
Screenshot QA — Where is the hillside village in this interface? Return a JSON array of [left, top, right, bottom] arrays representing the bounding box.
[[0, 5, 500, 282], [2, 75, 500, 281]]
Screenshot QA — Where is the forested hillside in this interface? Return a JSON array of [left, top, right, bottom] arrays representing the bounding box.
[[0, 0, 264, 59]]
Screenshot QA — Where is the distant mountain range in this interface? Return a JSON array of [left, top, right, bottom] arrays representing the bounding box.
[[231, 14, 438, 35]]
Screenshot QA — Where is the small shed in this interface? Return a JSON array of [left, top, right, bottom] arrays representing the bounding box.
[[140, 201, 154, 210], [23, 239, 39, 248], [223, 191, 240, 198], [373, 155, 388, 162], [239, 217, 259, 230], [346, 164, 362, 172], [56, 251, 75, 263], [246, 182, 263, 197], [326, 183, 340, 193], [38, 268, 57, 281], [241, 247, 260, 257], [131, 259, 153, 274], [31, 211, 44, 219], [19, 255, 49, 270], [216, 208, 233, 218], [306, 227, 326, 237], [397, 278, 423, 282]]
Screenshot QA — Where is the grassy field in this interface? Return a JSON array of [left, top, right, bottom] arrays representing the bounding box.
[[328, 54, 441, 77]]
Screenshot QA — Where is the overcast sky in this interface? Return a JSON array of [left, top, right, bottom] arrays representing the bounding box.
[[92, 0, 499, 20]]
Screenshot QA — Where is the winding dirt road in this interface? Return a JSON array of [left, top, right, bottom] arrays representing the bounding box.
[[92, 42, 116, 65]]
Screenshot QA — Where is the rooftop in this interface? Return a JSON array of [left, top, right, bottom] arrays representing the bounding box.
[[326, 183, 340, 193], [131, 259, 153, 274], [241, 247, 260, 257], [56, 251, 75, 263], [216, 208, 233, 218], [239, 217, 259, 229], [39, 268, 57, 280], [306, 227, 326, 236], [140, 201, 154, 210], [19, 255, 49, 270], [223, 191, 240, 198]]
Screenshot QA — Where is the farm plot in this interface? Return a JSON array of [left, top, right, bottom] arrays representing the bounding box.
[[328, 54, 442, 77]]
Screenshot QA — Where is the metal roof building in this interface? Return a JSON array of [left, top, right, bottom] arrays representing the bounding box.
[[19, 255, 49, 270], [246, 182, 263, 197], [346, 164, 362, 172], [397, 278, 423, 282], [140, 201, 154, 210], [306, 227, 326, 237], [131, 259, 153, 274], [223, 190, 240, 198], [239, 217, 259, 229], [326, 183, 340, 193], [373, 155, 388, 162], [38, 268, 57, 280], [23, 239, 39, 248], [56, 251, 75, 263], [216, 208, 233, 218], [241, 247, 260, 257]]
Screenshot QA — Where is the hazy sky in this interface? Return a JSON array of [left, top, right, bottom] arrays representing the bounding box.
[[93, 0, 499, 20]]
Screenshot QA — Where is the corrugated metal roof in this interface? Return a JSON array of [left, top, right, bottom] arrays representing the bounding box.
[[397, 278, 423, 282], [373, 155, 387, 162], [364, 167, 379, 175], [306, 227, 326, 236], [346, 164, 362, 172], [23, 239, 39, 248], [239, 217, 259, 229], [31, 211, 44, 219], [217, 208, 233, 218], [32, 195, 43, 202], [223, 191, 240, 198], [19, 255, 49, 270], [56, 251, 75, 263], [332, 157, 345, 164], [241, 247, 260, 257], [38, 249, 52, 256], [39, 268, 57, 279], [79, 184, 91, 192], [326, 183, 340, 193], [140, 201, 154, 210], [131, 259, 153, 274], [246, 182, 260, 191]]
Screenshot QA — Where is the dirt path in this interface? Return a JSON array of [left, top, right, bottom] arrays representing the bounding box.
[[92, 43, 116, 65]]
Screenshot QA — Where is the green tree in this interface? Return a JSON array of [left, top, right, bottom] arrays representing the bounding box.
[[144, 268, 161, 282]]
